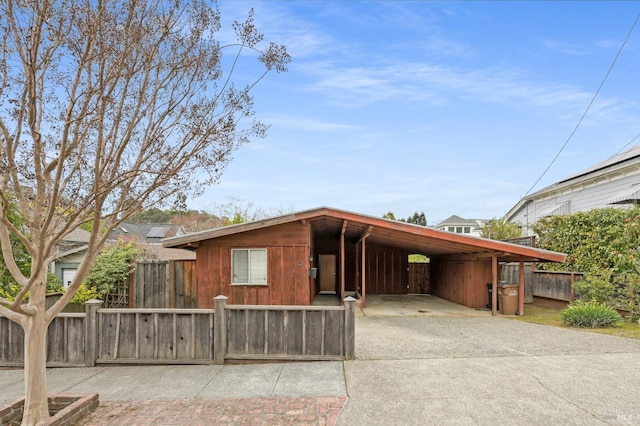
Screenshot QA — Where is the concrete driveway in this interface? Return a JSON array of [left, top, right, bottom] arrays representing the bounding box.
[[360, 294, 492, 317], [339, 309, 640, 425]]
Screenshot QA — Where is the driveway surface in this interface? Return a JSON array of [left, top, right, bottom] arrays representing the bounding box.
[[339, 312, 640, 425], [2, 299, 640, 425]]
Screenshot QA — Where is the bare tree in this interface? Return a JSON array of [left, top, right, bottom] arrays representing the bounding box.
[[0, 0, 289, 424]]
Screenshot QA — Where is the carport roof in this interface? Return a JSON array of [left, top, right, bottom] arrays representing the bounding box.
[[162, 207, 566, 263]]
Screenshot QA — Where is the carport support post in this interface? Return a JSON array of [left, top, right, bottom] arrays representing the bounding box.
[[518, 261, 525, 315], [214, 295, 228, 365], [340, 221, 347, 300], [491, 255, 498, 316], [361, 238, 367, 308]]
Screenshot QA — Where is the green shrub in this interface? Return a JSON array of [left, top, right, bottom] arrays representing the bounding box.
[[1, 273, 65, 302], [69, 283, 101, 305], [573, 271, 617, 305], [85, 239, 141, 295], [561, 301, 623, 328]]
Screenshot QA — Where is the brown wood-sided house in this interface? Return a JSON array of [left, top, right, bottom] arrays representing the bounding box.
[[162, 207, 565, 315]]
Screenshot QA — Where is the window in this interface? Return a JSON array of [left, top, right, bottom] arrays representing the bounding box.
[[456, 227, 463, 233], [464, 227, 471, 233], [448, 227, 455, 232], [232, 249, 267, 285]]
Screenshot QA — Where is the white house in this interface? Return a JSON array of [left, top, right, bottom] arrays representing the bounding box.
[[435, 215, 486, 237], [505, 145, 640, 235]]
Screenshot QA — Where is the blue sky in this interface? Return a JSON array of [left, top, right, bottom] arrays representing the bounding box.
[[191, 1, 640, 225]]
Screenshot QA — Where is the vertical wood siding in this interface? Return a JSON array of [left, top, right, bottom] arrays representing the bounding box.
[[431, 258, 492, 308], [364, 245, 409, 294], [196, 222, 311, 307]]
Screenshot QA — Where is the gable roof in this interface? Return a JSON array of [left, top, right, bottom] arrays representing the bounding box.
[[163, 207, 565, 263], [558, 144, 640, 184], [62, 228, 92, 243], [505, 145, 640, 220], [436, 215, 485, 227]]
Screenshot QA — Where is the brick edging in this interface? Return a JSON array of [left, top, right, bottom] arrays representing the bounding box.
[[0, 393, 99, 426]]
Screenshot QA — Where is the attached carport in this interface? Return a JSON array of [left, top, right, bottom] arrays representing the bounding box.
[[297, 208, 566, 315]]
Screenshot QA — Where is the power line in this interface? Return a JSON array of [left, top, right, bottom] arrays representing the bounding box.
[[521, 12, 640, 199]]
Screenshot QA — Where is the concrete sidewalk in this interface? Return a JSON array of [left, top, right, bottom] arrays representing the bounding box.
[[1, 362, 348, 425], [1, 362, 346, 403]]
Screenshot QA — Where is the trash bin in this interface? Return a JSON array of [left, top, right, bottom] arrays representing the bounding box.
[[486, 283, 499, 310], [498, 283, 519, 315]]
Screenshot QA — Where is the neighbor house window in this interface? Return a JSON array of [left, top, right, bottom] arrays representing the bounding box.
[[464, 227, 471, 233], [232, 249, 267, 285]]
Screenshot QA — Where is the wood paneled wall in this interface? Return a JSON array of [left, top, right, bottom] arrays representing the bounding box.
[[196, 222, 311, 307], [364, 244, 409, 295], [431, 257, 492, 308]]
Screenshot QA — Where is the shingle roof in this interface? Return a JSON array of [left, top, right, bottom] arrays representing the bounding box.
[[109, 223, 184, 243], [436, 215, 484, 227]]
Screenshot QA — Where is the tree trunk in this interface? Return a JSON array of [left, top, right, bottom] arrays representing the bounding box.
[[21, 280, 50, 426]]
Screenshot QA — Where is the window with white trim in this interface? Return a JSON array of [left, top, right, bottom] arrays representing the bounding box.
[[232, 249, 267, 285]]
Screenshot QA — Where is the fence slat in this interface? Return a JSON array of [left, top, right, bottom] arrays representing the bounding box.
[[1, 298, 353, 366]]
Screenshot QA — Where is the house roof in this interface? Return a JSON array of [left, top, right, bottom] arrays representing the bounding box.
[[163, 207, 565, 263], [505, 145, 640, 220], [109, 222, 184, 244], [53, 244, 89, 261], [558, 144, 640, 184], [435, 215, 486, 227], [62, 228, 92, 243]]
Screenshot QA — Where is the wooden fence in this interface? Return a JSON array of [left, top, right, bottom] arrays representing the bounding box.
[[0, 297, 356, 367], [408, 263, 431, 294], [501, 264, 583, 302], [0, 313, 87, 367], [130, 260, 197, 308]]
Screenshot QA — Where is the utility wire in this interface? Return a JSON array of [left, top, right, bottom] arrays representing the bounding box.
[[532, 137, 640, 209], [521, 12, 640, 199]]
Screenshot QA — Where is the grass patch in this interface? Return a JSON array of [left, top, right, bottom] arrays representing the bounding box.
[[514, 304, 640, 339]]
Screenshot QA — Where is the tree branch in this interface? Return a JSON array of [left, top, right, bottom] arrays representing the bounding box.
[[0, 303, 26, 326]]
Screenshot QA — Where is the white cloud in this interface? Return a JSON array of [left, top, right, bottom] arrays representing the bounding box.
[[538, 39, 591, 56], [263, 114, 359, 131]]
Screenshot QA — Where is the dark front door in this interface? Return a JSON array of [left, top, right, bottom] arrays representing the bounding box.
[[318, 255, 337, 294]]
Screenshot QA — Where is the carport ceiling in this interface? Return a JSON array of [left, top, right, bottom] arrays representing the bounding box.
[[298, 208, 564, 262]]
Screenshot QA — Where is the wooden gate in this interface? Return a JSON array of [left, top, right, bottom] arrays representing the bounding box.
[[408, 263, 431, 294], [131, 260, 197, 308]]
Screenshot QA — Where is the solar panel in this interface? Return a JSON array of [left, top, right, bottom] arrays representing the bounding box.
[[146, 227, 168, 238]]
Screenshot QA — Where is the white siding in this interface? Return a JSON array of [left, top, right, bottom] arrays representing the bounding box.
[[512, 172, 640, 235]]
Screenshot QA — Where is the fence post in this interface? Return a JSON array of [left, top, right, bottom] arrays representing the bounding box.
[[84, 299, 103, 367], [213, 295, 228, 365], [343, 296, 356, 360]]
